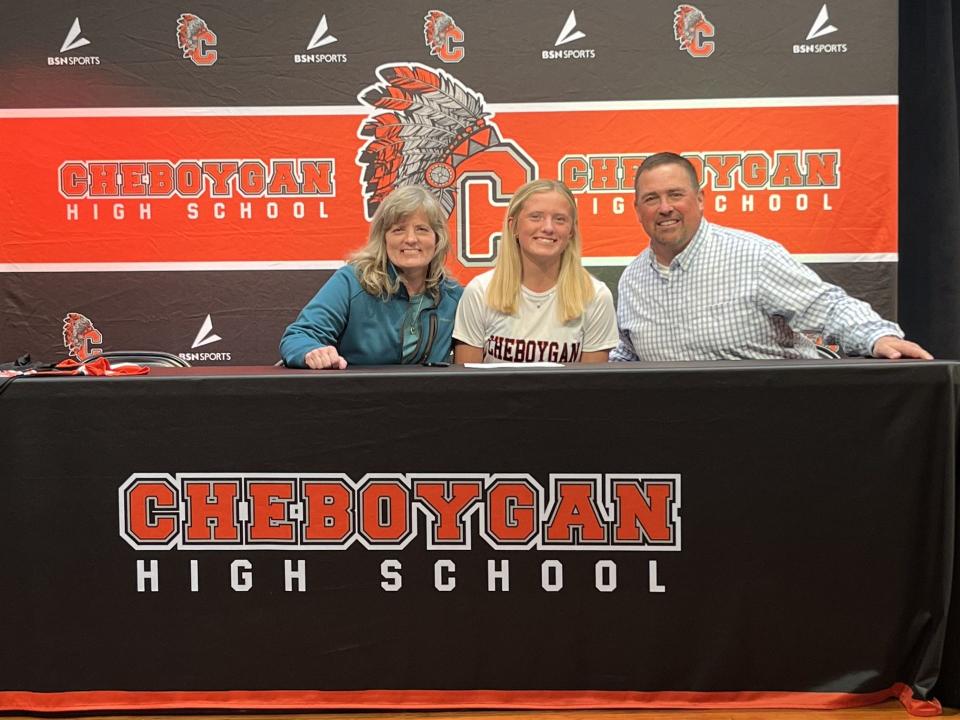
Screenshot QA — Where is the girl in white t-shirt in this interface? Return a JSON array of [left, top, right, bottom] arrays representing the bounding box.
[[453, 179, 618, 364]]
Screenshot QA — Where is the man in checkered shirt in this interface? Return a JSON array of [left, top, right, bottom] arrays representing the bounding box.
[[610, 152, 931, 361]]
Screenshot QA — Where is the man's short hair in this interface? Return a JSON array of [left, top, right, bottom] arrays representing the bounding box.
[[633, 152, 701, 197]]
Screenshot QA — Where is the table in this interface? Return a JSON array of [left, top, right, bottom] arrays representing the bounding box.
[[0, 361, 956, 715]]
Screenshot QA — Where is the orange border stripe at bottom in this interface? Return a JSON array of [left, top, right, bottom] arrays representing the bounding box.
[[0, 683, 942, 717]]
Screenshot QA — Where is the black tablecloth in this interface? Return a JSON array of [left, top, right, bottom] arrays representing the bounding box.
[[0, 360, 956, 714]]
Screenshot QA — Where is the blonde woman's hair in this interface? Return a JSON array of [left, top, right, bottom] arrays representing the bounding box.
[[351, 185, 451, 301], [486, 179, 595, 323]]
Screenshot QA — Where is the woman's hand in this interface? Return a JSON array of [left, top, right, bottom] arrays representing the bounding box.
[[304, 346, 348, 370]]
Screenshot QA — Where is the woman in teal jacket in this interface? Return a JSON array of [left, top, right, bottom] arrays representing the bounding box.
[[280, 185, 462, 369]]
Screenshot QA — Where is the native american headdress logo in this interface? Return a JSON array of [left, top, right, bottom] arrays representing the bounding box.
[[62, 312, 103, 361], [356, 64, 505, 220], [423, 10, 464, 63], [177, 13, 218, 66], [674, 5, 715, 58]]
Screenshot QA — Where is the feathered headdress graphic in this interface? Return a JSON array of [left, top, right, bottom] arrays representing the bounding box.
[[674, 5, 706, 50], [356, 63, 504, 219], [424, 10, 456, 58], [177, 13, 210, 56]]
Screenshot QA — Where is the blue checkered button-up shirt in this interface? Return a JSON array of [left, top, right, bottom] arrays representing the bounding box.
[[611, 220, 903, 361]]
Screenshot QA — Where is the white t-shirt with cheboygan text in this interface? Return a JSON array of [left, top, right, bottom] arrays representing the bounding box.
[[453, 270, 619, 363]]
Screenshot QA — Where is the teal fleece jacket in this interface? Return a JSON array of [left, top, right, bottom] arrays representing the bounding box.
[[280, 265, 463, 367]]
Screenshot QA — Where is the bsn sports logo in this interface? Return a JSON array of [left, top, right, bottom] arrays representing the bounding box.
[[62, 312, 102, 360], [180, 314, 232, 363], [542, 10, 596, 60], [48, 17, 100, 66], [356, 63, 538, 268], [191, 314, 221, 349], [794, 4, 847, 54], [806, 3, 837, 39], [424, 10, 464, 63], [674, 4, 715, 58], [307, 14, 337, 48], [555, 10, 586, 45], [177, 14, 218, 66], [61, 17, 90, 52], [295, 14, 347, 63]]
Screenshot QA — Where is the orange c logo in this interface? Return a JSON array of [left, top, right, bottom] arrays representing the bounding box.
[[437, 25, 464, 63], [189, 28, 218, 66], [686, 19, 715, 57]]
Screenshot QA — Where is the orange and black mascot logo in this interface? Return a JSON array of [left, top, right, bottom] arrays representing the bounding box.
[[423, 10, 465, 63], [177, 13, 218, 66], [674, 5, 715, 58], [62, 312, 102, 361]]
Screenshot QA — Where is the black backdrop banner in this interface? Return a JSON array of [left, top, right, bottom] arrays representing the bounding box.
[[0, 362, 952, 714], [0, 0, 899, 365]]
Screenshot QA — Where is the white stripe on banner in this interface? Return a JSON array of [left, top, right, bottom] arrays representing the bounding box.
[[0, 254, 898, 273], [0, 96, 899, 118]]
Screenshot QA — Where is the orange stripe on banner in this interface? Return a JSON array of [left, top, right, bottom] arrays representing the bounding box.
[[0, 104, 896, 281], [0, 683, 941, 716]]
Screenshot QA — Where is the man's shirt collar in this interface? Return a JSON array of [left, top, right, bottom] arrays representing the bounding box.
[[645, 218, 710, 272]]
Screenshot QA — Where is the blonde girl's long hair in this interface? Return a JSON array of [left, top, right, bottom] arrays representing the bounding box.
[[351, 185, 451, 301], [486, 179, 595, 322]]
